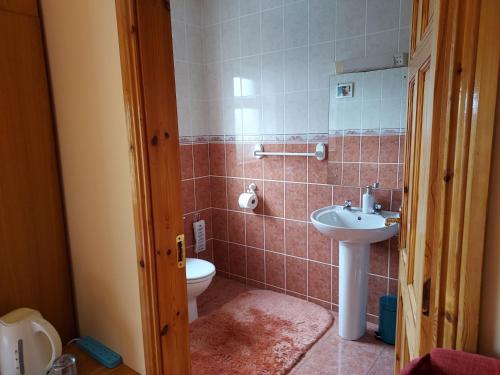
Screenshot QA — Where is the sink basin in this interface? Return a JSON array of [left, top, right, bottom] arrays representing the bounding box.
[[311, 205, 400, 341], [311, 206, 399, 243]]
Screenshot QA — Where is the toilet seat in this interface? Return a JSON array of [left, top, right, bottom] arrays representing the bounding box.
[[186, 258, 216, 284]]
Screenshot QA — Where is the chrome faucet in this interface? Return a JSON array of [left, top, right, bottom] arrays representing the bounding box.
[[343, 200, 352, 210]]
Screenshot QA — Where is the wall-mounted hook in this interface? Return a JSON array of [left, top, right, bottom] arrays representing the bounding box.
[[247, 183, 257, 193]]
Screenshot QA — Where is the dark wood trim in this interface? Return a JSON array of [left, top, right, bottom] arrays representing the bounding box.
[[0, 0, 38, 17]]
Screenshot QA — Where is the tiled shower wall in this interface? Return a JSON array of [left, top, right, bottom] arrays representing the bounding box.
[[173, 0, 410, 323]]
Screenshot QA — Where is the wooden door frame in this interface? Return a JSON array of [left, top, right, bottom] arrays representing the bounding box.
[[115, 0, 190, 373], [396, 0, 499, 370], [113, 0, 499, 372], [426, 0, 499, 352], [450, 0, 499, 351], [115, 1, 162, 373]]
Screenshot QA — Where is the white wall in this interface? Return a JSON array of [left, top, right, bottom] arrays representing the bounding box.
[[40, 1, 145, 372], [478, 88, 500, 358], [171, 0, 205, 138], [171, 0, 411, 137]]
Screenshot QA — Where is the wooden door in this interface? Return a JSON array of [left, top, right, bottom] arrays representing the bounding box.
[[0, 1, 76, 342], [397, 0, 437, 362], [115, 0, 191, 373], [396, 0, 499, 370]]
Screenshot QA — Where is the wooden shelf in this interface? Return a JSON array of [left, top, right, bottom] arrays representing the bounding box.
[[63, 345, 139, 375]]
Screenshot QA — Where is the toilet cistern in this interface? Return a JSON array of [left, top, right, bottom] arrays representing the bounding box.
[[362, 182, 379, 214]]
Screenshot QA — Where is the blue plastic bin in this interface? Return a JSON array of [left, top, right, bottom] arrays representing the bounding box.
[[375, 295, 397, 345]]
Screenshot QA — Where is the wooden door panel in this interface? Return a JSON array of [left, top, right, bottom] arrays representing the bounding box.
[[133, 0, 191, 373], [420, 0, 434, 41], [400, 52, 434, 359], [398, 0, 437, 365], [396, 0, 498, 371], [411, 59, 432, 299], [400, 76, 415, 255], [411, 0, 435, 55], [0, 9, 76, 342]]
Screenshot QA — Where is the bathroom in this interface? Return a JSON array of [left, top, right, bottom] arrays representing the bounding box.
[[3, 0, 497, 374], [175, 0, 408, 373]]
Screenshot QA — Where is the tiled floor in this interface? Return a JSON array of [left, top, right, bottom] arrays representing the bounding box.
[[290, 323, 394, 375], [197, 276, 394, 375]]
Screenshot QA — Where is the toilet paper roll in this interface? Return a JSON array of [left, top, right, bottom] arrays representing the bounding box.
[[238, 192, 258, 209]]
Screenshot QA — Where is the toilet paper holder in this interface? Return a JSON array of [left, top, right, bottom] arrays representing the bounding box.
[[238, 183, 259, 210], [246, 183, 257, 193]]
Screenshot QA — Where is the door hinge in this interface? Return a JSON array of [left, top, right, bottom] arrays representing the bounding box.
[[176, 234, 186, 269]]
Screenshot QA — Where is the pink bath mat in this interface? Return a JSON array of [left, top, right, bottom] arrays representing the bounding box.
[[190, 289, 334, 375]]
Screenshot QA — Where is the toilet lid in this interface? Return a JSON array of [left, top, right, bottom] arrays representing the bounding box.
[[186, 258, 215, 282]]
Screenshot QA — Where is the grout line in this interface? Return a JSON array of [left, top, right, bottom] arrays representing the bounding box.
[[223, 140, 230, 272], [397, 0, 403, 53], [200, 13, 401, 43], [364, 0, 368, 57], [182, 163, 402, 184], [377, 75, 383, 185], [207, 194, 399, 221], [366, 346, 386, 375], [305, 0, 311, 300], [191, 145, 198, 212], [281, 2, 286, 287], [206, 143, 213, 261], [213, 238, 393, 280]]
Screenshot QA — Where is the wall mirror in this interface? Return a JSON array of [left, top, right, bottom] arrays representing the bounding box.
[[327, 67, 408, 208]]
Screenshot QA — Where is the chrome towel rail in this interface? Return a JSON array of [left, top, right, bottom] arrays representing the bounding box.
[[253, 143, 327, 161]]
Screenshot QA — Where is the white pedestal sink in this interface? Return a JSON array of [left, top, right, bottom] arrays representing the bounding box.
[[311, 206, 399, 340]]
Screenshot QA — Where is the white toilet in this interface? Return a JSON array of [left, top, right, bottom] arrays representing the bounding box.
[[186, 258, 216, 322]]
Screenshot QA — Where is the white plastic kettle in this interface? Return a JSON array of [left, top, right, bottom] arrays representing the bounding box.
[[0, 308, 62, 375]]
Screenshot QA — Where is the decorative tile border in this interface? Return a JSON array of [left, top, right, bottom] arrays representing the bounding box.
[[329, 128, 406, 136], [181, 128, 406, 144], [307, 133, 329, 143]]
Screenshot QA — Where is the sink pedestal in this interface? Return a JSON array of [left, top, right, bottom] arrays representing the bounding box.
[[338, 241, 370, 340], [311, 205, 400, 340]]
